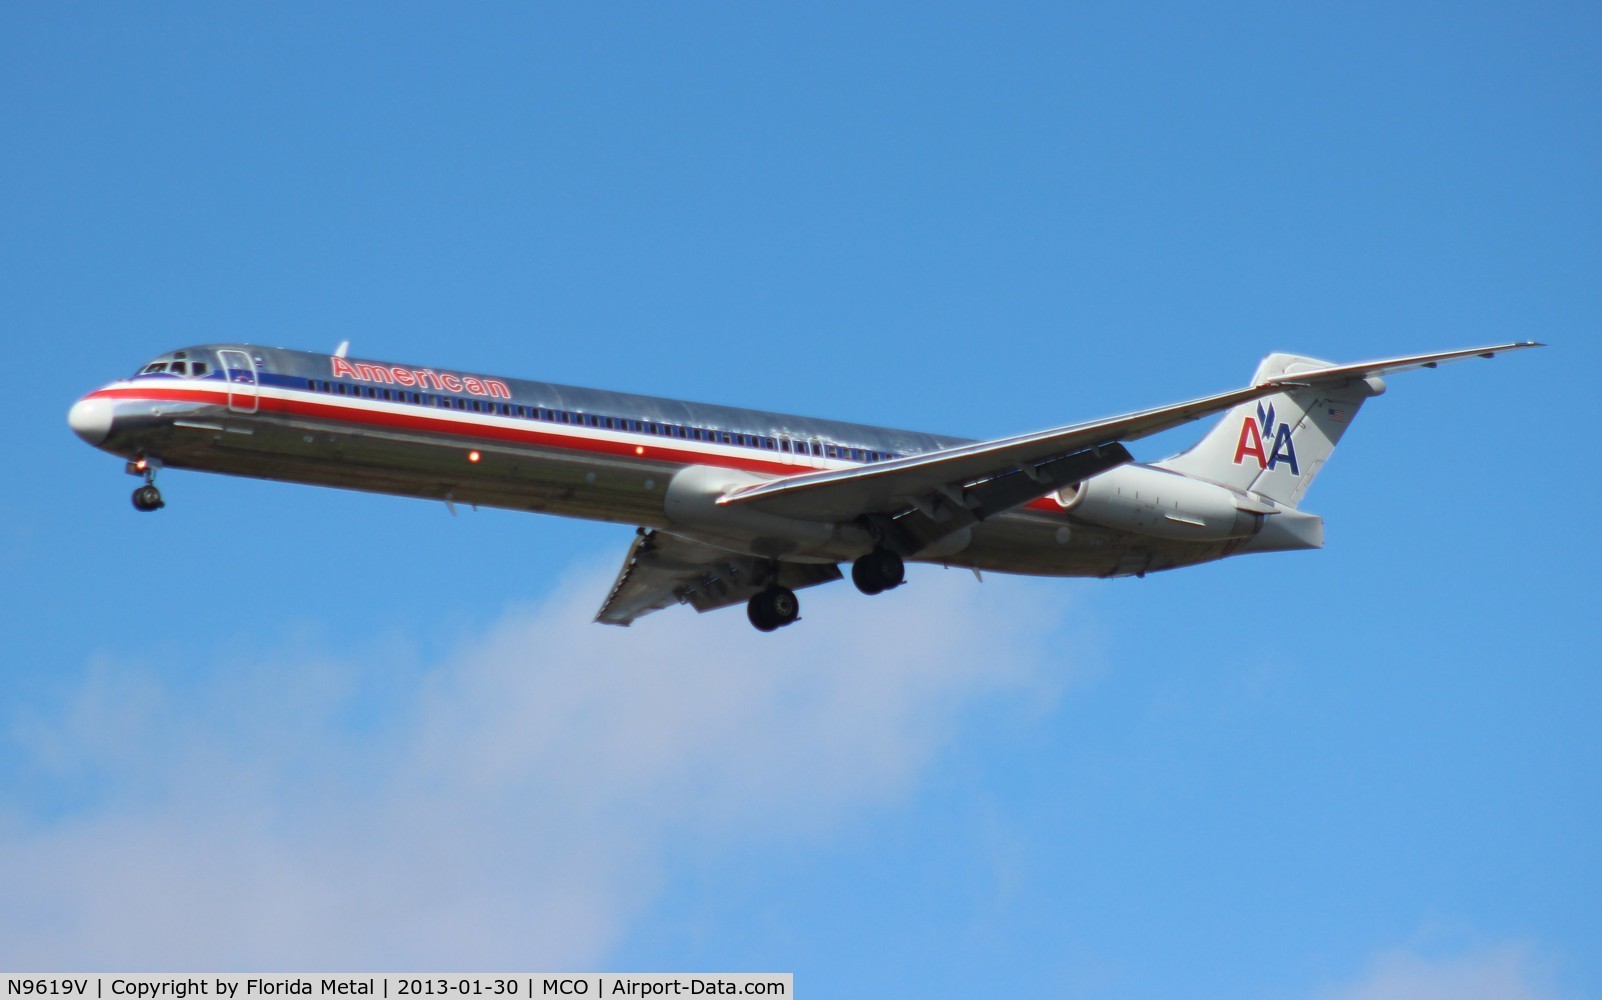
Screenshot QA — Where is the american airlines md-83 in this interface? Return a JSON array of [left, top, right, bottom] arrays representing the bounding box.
[[69, 341, 1539, 631]]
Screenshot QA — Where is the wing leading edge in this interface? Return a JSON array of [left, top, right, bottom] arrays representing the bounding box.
[[716, 342, 1543, 526]]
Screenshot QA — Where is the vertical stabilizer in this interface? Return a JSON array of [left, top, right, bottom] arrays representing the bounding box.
[[1154, 353, 1386, 508]]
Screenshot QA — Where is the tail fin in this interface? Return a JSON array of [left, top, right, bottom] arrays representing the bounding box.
[[1155, 353, 1386, 508]]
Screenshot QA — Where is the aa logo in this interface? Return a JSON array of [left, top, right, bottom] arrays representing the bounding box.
[[1233, 402, 1300, 474]]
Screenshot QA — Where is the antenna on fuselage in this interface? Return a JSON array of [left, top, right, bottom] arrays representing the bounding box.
[[334, 340, 350, 358]]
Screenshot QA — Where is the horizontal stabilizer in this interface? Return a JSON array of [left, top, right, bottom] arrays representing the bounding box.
[[1157, 341, 1542, 506]]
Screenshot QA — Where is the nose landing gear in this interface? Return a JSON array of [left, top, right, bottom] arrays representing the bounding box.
[[132, 483, 164, 512], [129, 459, 165, 512]]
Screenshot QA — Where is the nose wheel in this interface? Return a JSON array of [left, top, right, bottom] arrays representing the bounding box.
[[132, 483, 165, 512], [129, 459, 165, 512], [747, 586, 800, 632]]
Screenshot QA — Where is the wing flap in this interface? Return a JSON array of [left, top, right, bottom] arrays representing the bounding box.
[[595, 529, 842, 626]]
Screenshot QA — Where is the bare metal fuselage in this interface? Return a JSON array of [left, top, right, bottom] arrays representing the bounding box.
[[73, 343, 1245, 579]]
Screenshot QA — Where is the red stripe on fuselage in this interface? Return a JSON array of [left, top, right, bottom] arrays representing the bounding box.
[[90, 383, 1067, 515]]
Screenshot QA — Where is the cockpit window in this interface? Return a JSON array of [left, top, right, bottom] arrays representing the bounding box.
[[136, 351, 221, 378]]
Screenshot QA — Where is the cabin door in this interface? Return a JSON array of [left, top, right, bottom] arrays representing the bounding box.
[[217, 350, 259, 414]]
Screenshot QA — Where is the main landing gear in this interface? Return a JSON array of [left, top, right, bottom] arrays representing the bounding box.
[[744, 548, 905, 632], [851, 548, 904, 595], [747, 586, 800, 633]]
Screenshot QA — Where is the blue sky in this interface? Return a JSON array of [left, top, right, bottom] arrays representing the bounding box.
[[3, 3, 1598, 996]]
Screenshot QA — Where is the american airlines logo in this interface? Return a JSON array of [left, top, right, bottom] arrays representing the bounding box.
[[329, 356, 511, 398], [1233, 402, 1299, 474]]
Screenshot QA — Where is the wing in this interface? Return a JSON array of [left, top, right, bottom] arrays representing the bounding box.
[[716, 342, 1543, 542], [595, 528, 842, 626]]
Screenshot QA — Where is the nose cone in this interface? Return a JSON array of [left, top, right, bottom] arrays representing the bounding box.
[[69, 396, 114, 446]]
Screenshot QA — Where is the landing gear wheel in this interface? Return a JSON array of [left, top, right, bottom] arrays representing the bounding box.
[[851, 549, 904, 595], [132, 484, 165, 512], [747, 586, 800, 632]]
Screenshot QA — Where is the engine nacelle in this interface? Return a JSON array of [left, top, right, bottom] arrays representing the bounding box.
[[1057, 465, 1263, 542]]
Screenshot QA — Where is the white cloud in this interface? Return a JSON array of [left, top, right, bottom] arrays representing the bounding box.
[[1314, 944, 1562, 1000], [0, 561, 1078, 969]]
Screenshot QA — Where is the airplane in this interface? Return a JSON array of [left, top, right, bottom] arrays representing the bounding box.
[[68, 340, 1540, 631]]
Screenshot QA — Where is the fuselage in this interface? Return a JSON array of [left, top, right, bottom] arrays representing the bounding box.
[[68, 343, 1273, 578]]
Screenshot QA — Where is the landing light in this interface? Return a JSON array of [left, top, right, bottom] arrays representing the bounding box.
[[635, 446, 645, 455], [468, 450, 481, 463]]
